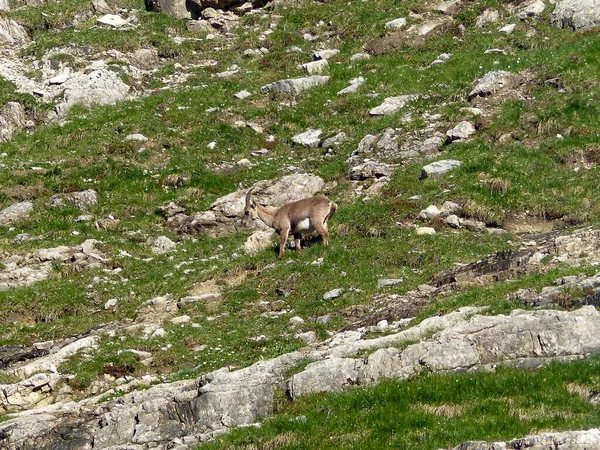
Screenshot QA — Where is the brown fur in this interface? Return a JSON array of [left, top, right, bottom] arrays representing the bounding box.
[[244, 189, 337, 258]]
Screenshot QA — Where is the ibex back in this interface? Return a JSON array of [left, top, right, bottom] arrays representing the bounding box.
[[244, 189, 337, 258]]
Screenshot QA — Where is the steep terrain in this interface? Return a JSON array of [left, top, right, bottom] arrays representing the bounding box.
[[2, 0, 600, 448]]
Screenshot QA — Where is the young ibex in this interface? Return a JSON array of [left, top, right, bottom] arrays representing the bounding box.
[[244, 189, 337, 258]]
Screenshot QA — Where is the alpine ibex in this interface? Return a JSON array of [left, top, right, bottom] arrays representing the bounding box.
[[244, 189, 337, 258]]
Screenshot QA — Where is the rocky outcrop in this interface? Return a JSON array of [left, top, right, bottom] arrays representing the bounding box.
[[0, 18, 29, 46], [448, 428, 600, 450], [49, 70, 130, 120], [0, 239, 109, 290], [3, 306, 600, 449], [0, 101, 26, 142], [552, 0, 600, 30], [260, 76, 330, 95], [433, 228, 600, 287]]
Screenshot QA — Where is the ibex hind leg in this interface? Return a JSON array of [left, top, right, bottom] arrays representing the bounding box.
[[313, 220, 329, 247], [293, 233, 302, 253]]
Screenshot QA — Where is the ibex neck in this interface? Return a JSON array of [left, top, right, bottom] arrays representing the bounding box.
[[256, 204, 278, 228]]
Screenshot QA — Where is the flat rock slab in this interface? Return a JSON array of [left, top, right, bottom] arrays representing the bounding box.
[[260, 76, 330, 95], [447, 121, 476, 140], [369, 94, 419, 116], [96, 14, 128, 28], [48, 189, 97, 211], [421, 160, 462, 178]]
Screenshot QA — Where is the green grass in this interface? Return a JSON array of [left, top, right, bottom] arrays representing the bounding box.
[[203, 357, 600, 450]]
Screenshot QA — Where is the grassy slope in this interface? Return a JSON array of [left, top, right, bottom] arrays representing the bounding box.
[[1, 0, 600, 445]]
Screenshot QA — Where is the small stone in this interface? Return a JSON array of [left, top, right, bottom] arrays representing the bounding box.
[[446, 121, 476, 140], [377, 278, 403, 289], [312, 49, 339, 60], [385, 17, 407, 30], [234, 90, 251, 99], [97, 14, 128, 28], [302, 59, 328, 75], [125, 133, 148, 142], [289, 316, 305, 326], [350, 52, 371, 62], [369, 95, 419, 116], [105, 298, 118, 310], [323, 288, 344, 300], [418, 205, 442, 220], [152, 236, 176, 255], [421, 160, 463, 178], [170, 315, 191, 325], [292, 129, 322, 148], [416, 227, 436, 235], [445, 214, 461, 228], [499, 23, 516, 34]]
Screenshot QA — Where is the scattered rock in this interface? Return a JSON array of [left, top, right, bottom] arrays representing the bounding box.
[[0, 201, 34, 226], [0, 102, 26, 142], [292, 129, 322, 147], [349, 161, 397, 180], [152, 236, 176, 255], [322, 132, 348, 148], [446, 121, 476, 140], [416, 227, 436, 235], [499, 23, 516, 34], [302, 59, 328, 75], [385, 17, 407, 30], [377, 278, 403, 289], [421, 160, 463, 178], [312, 49, 339, 60], [244, 229, 276, 254], [260, 76, 330, 95], [0, 18, 29, 46], [97, 14, 129, 28], [337, 76, 365, 95], [48, 189, 98, 211], [369, 94, 419, 116], [323, 288, 344, 300], [468, 71, 512, 99]]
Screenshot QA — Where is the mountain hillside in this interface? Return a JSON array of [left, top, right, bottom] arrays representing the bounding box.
[[2, 0, 600, 448]]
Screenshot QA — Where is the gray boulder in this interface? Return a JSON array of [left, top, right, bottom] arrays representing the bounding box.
[[0, 201, 34, 226], [48, 189, 98, 211], [469, 71, 512, 98], [349, 161, 397, 180], [552, 0, 600, 30], [50, 70, 130, 119], [421, 160, 463, 178]]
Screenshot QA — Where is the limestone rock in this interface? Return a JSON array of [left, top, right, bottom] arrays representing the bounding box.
[[48, 189, 98, 211], [421, 160, 463, 178], [0, 18, 29, 46], [446, 121, 476, 140], [244, 229, 276, 254], [0, 102, 26, 142], [0, 201, 34, 226], [349, 161, 397, 180], [369, 95, 419, 116], [469, 71, 512, 98], [302, 59, 328, 75], [152, 236, 176, 255], [260, 76, 330, 95], [552, 0, 600, 30], [311, 49, 339, 60], [97, 14, 129, 28], [385, 17, 407, 30], [292, 129, 322, 147], [50, 70, 130, 120], [337, 76, 365, 95]]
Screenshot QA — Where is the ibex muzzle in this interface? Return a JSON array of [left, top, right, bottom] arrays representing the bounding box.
[[244, 189, 337, 258]]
